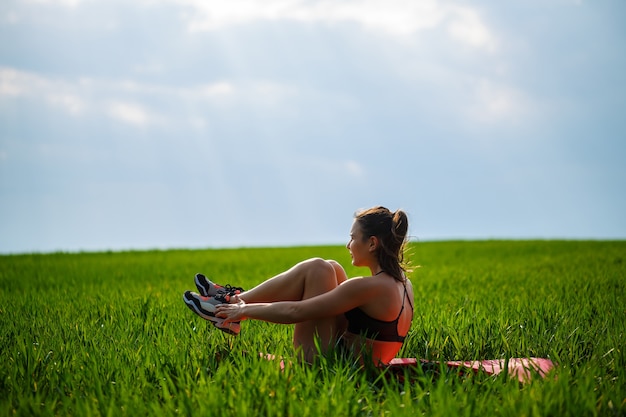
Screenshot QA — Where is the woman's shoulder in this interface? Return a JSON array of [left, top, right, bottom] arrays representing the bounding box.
[[342, 276, 404, 299], [339, 276, 388, 292]]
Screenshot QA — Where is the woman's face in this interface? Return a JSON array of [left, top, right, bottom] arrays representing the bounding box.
[[346, 220, 370, 267]]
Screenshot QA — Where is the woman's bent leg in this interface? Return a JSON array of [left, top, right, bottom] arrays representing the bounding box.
[[239, 258, 347, 362], [292, 259, 341, 362], [238, 258, 340, 303]]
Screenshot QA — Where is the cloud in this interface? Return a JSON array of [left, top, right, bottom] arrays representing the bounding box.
[[198, 82, 233, 96], [1, 66, 355, 143], [0, 67, 156, 126], [0, 67, 40, 96], [467, 78, 530, 125], [446, 6, 497, 51], [106, 101, 153, 126], [1, 67, 83, 108], [47, 93, 86, 115], [345, 160, 364, 177], [0, 67, 242, 128], [3, 0, 626, 254], [173, 0, 433, 34], [165, 0, 496, 49], [21, 0, 83, 7]]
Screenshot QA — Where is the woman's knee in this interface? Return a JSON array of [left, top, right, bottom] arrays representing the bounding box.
[[327, 259, 348, 284], [301, 257, 336, 277], [300, 258, 337, 296]]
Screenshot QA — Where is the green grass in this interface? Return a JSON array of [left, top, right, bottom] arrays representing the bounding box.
[[1, 241, 624, 416]]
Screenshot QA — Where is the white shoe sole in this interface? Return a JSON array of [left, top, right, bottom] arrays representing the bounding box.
[[183, 292, 240, 335]]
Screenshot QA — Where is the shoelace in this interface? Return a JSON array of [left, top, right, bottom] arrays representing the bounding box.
[[218, 284, 244, 295], [214, 284, 245, 303]]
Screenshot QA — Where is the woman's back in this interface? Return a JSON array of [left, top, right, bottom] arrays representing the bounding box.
[[342, 276, 414, 364]]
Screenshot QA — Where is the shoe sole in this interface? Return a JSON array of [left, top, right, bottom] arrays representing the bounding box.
[[183, 291, 219, 320], [183, 292, 240, 335], [194, 273, 212, 297]]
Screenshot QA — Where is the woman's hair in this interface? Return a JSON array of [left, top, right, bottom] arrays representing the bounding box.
[[354, 206, 409, 281]]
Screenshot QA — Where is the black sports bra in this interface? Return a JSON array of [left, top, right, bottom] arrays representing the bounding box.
[[344, 281, 413, 342]]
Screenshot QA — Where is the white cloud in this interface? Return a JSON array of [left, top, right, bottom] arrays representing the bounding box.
[[173, 0, 445, 34], [247, 81, 298, 105], [47, 93, 86, 115], [446, 6, 497, 51], [301, 0, 447, 36], [345, 160, 364, 177], [0, 67, 241, 127], [0, 68, 86, 116], [22, 0, 84, 7], [0, 67, 37, 96], [167, 0, 497, 49], [106, 101, 153, 126], [466, 78, 530, 125], [197, 82, 234, 97]]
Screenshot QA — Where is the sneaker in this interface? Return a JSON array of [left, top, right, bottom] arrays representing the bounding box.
[[194, 273, 245, 300], [183, 290, 223, 318], [182, 291, 241, 335], [194, 273, 222, 297]]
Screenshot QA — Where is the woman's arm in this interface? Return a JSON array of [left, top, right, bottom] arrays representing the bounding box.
[[215, 278, 379, 325]]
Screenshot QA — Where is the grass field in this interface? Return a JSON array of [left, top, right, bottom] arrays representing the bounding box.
[[1, 240, 624, 416]]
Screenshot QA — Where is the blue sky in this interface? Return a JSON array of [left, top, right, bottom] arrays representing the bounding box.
[[1, 0, 625, 253]]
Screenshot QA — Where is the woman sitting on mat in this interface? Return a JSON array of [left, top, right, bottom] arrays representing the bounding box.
[[183, 206, 414, 365]]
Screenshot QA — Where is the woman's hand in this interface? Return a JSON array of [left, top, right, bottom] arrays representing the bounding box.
[[215, 300, 247, 324]]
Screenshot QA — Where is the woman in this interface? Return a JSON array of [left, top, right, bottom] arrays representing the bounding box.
[[183, 206, 414, 365]]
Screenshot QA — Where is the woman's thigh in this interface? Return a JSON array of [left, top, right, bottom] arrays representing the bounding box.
[[241, 258, 342, 303], [293, 259, 348, 361]]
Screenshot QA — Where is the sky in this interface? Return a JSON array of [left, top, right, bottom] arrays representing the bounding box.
[[1, 0, 625, 254]]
